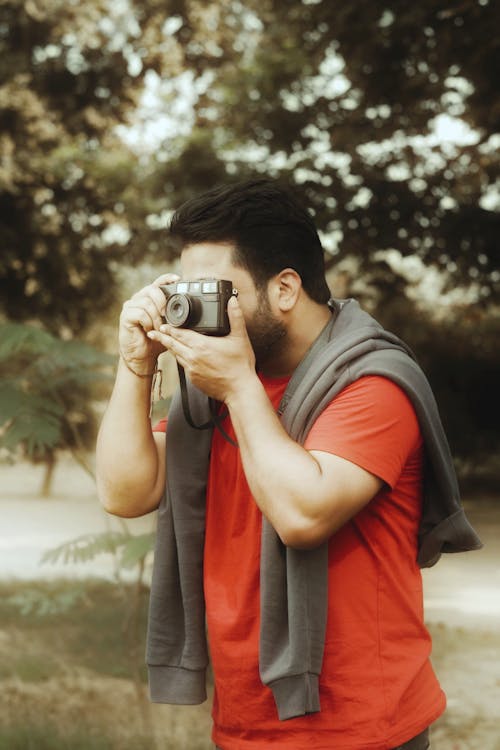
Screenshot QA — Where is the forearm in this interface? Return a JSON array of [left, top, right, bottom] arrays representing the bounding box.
[[96, 358, 163, 517], [225, 376, 328, 547]]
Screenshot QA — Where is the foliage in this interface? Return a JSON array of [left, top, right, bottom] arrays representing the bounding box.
[[0, 579, 150, 679], [0, 579, 215, 746], [0, 0, 184, 334], [5, 584, 89, 618], [41, 530, 156, 572], [149, 0, 500, 302], [0, 723, 117, 750], [416, 319, 500, 460], [0, 321, 113, 467], [3, 0, 498, 339], [1, 0, 498, 466], [140, 0, 500, 462], [373, 296, 500, 460]]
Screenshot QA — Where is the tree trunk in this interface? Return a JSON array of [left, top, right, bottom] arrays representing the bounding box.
[[40, 453, 56, 497]]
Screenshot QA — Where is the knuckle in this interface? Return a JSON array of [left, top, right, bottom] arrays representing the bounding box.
[[139, 311, 152, 329]]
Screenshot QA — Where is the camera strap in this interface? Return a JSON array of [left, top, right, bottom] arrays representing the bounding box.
[[177, 363, 238, 448]]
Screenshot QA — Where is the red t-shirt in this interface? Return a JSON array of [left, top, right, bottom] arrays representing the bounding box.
[[154, 375, 446, 749]]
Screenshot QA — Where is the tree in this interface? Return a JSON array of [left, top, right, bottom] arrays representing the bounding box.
[[1, 0, 498, 469], [128, 0, 500, 463], [0, 0, 186, 335], [0, 1, 232, 482], [0, 322, 113, 494], [149, 0, 499, 302], [3, 0, 499, 331]]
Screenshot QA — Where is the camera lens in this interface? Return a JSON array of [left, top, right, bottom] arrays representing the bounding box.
[[165, 294, 190, 327]]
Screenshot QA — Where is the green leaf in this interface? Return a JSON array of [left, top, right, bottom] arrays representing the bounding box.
[[0, 383, 64, 456], [1, 413, 61, 456], [0, 384, 30, 421], [119, 532, 156, 569], [0, 323, 54, 362], [6, 586, 87, 617], [37, 341, 114, 375], [0, 383, 63, 422], [40, 531, 156, 574], [0, 323, 113, 457], [40, 532, 131, 566]]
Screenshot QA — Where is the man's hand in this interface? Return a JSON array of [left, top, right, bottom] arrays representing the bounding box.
[[147, 296, 257, 402], [119, 273, 179, 376], [97, 273, 178, 517]]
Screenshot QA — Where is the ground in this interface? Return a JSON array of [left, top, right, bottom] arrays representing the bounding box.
[[0, 456, 499, 749]]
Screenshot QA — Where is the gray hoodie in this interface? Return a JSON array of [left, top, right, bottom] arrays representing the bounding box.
[[146, 298, 482, 720]]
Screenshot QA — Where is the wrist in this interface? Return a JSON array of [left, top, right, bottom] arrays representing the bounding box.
[[119, 352, 157, 379], [224, 371, 264, 411]]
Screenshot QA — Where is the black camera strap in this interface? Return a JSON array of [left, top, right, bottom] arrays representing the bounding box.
[[177, 363, 238, 448]]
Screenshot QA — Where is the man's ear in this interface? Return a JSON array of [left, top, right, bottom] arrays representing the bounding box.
[[271, 268, 302, 312]]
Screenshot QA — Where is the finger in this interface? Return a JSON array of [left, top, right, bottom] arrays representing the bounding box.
[[147, 278, 180, 321], [227, 295, 248, 338], [126, 288, 166, 327], [153, 273, 180, 286], [147, 285, 170, 319], [122, 296, 161, 327], [147, 329, 193, 361], [121, 303, 156, 333], [129, 276, 178, 311], [158, 323, 203, 347]]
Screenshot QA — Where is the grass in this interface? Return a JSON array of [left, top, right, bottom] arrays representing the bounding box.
[[0, 578, 213, 749], [0, 652, 61, 683], [0, 723, 118, 750], [0, 578, 149, 681], [3, 578, 498, 749], [0, 722, 158, 750]]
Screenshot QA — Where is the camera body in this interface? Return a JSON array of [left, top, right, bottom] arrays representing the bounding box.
[[160, 279, 235, 336]]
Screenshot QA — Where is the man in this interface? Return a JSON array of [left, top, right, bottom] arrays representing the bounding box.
[[96, 179, 480, 750]]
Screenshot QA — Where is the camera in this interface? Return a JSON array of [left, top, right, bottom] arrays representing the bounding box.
[[160, 279, 236, 336]]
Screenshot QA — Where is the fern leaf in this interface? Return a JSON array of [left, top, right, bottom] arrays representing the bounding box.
[[0, 383, 64, 456], [119, 532, 156, 569], [0, 383, 63, 422], [40, 532, 131, 566], [2, 415, 61, 455], [0, 323, 54, 361]]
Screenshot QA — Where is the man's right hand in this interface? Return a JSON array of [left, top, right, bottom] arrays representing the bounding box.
[[118, 273, 180, 376]]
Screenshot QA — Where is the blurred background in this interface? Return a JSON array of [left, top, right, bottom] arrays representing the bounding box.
[[0, 0, 499, 748]]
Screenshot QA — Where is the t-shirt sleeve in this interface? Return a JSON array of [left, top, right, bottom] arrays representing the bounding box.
[[152, 417, 167, 433], [303, 375, 422, 489]]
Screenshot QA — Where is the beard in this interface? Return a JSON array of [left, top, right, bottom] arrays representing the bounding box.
[[245, 290, 287, 370]]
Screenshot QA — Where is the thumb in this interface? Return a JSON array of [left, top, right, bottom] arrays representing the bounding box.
[[227, 295, 248, 337]]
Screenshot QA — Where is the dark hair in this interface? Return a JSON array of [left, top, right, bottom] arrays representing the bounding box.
[[168, 178, 331, 304]]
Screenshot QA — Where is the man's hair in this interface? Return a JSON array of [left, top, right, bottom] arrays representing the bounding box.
[[168, 178, 331, 304]]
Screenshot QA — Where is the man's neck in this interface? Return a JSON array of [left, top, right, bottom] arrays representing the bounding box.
[[259, 303, 333, 378]]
